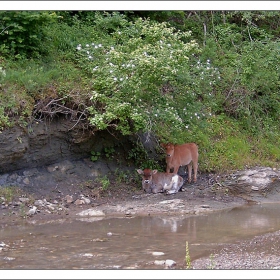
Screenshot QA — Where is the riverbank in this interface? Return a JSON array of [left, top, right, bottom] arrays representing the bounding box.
[[1, 163, 280, 270], [1, 164, 280, 222]]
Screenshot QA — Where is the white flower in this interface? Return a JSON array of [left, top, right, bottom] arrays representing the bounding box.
[[110, 70, 113, 73], [113, 77, 117, 81], [86, 44, 89, 47], [88, 56, 93, 59], [120, 78, 123, 81], [76, 46, 81, 51], [98, 44, 102, 47], [95, 45, 98, 49], [92, 43, 95, 46], [111, 46, 114, 50], [87, 51, 90, 54], [0, 67, 6, 77]]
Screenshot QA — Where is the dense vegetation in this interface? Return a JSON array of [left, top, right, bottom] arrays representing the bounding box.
[[1, 11, 280, 172]]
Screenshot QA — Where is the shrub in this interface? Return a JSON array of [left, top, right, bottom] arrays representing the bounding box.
[[0, 11, 59, 58], [74, 13, 220, 144]]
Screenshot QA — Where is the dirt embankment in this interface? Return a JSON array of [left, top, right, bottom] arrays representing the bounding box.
[[1, 161, 280, 223]]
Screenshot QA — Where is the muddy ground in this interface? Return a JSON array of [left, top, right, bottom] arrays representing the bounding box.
[[1, 161, 280, 270], [0, 167, 248, 222]]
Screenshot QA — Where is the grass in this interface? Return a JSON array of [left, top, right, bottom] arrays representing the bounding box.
[[1, 18, 280, 174], [185, 241, 192, 269], [0, 186, 24, 203], [198, 115, 280, 173]]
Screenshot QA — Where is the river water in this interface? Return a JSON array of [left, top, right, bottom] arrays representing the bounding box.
[[1, 203, 280, 271]]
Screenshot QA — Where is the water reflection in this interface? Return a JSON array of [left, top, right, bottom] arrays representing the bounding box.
[[1, 203, 280, 269]]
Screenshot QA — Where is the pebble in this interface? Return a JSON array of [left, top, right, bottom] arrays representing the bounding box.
[[27, 206, 37, 216], [165, 259, 176, 267], [81, 253, 93, 257], [64, 195, 73, 204], [152, 252, 165, 256], [154, 260, 165, 265], [19, 198, 30, 203], [76, 209, 105, 217]]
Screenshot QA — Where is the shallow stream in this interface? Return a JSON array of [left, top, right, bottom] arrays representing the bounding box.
[[1, 203, 280, 270]]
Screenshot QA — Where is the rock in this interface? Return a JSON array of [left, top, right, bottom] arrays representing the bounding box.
[[165, 259, 176, 267], [80, 195, 91, 204], [47, 165, 59, 172], [226, 167, 280, 188], [34, 200, 45, 207], [27, 206, 37, 216], [81, 253, 93, 257], [76, 209, 105, 217], [74, 199, 85, 205], [46, 204, 55, 211], [112, 265, 121, 269], [19, 197, 30, 203], [159, 199, 182, 204], [64, 195, 74, 204], [23, 169, 38, 176], [154, 260, 165, 265], [152, 252, 165, 256], [4, 257, 15, 261], [23, 178, 30, 185]]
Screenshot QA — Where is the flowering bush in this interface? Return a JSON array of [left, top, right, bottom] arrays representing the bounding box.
[[75, 15, 220, 142]]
